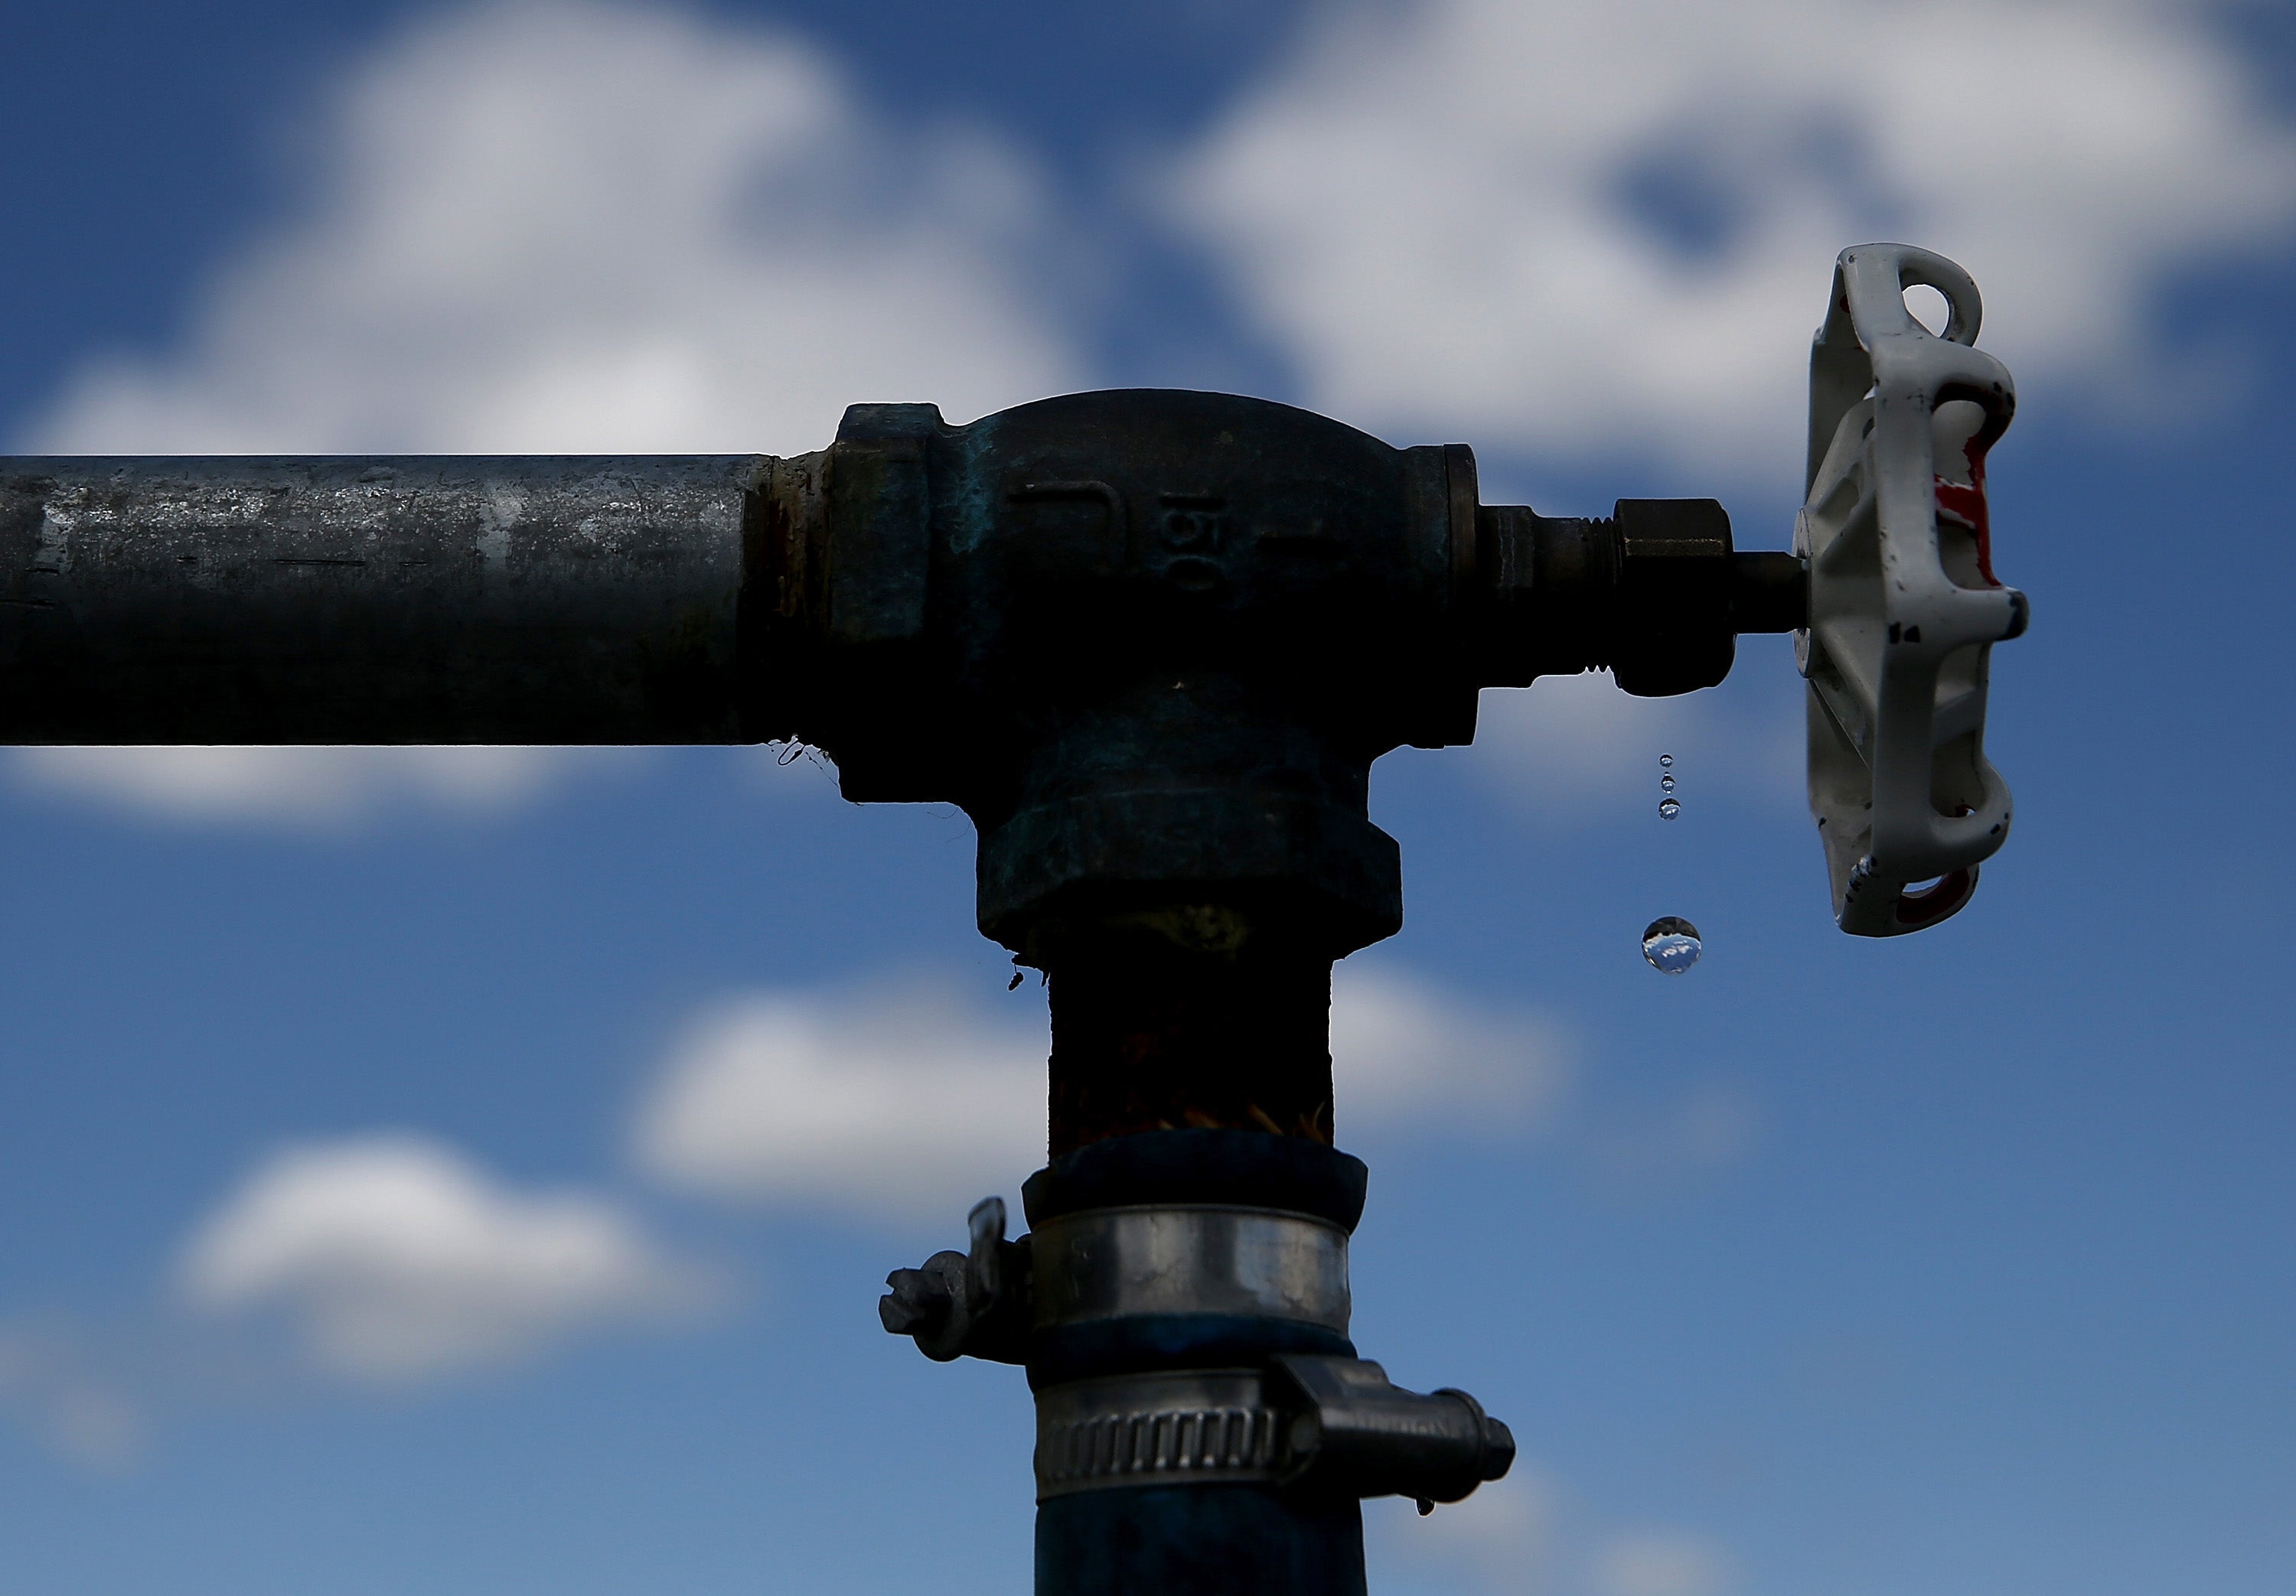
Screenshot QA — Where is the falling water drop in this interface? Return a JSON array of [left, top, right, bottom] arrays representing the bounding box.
[[1642, 917, 1702, 974], [1658, 796, 1681, 819], [1660, 774, 1677, 793], [1658, 753, 1674, 768]]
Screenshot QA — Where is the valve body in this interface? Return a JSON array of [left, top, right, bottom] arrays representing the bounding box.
[[824, 392, 1776, 1591]]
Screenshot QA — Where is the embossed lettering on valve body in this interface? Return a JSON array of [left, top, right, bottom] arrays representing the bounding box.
[[1030, 1206, 1352, 1334]]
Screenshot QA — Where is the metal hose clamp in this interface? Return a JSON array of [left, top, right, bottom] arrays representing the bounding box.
[[1030, 1205, 1351, 1334], [1032, 1357, 1514, 1507]]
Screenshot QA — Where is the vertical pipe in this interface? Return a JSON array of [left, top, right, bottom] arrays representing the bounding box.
[[1045, 919, 1336, 1152], [1030, 917, 1368, 1596]]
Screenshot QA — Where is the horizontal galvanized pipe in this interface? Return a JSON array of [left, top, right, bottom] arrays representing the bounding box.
[[0, 456, 791, 744]]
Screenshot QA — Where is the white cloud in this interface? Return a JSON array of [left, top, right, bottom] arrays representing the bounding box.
[[1381, 1468, 1561, 1588], [1577, 1084, 1763, 1201], [629, 976, 1049, 1221], [8, 745, 638, 827], [1172, 0, 2296, 478], [28, 0, 1082, 456], [1595, 1531, 1735, 1596], [1375, 1471, 1737, 1596], [631, 965, 1568, 1221], [1331, 961, 1570, 1137], [1459, 669, 1802, 825], [0, 1320, 148, 1471], [178, 1135, 709, 1382]]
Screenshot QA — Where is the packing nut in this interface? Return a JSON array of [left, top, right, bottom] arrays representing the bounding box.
[[1610, 497, 1737, 697]]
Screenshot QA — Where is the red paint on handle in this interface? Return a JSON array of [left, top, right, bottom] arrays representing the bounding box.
[[1894, 868, 1975, 927], [1933, 432, 1999, 587]]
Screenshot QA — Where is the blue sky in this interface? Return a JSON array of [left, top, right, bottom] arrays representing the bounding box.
[[2, 2, 2294, 1592]]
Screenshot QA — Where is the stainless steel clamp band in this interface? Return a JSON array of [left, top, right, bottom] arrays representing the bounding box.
[[1033, 1357, 1517, 1505], [1035, 1370, 1294, 1499], [1029, 1204, 1352, 1333]]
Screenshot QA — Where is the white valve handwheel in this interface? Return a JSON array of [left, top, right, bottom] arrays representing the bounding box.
[[1799, 244, 2029, 936]]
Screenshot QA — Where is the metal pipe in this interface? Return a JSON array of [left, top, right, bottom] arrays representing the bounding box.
[[19, 399, 1753, 1595], [0, 455, 779, 743]]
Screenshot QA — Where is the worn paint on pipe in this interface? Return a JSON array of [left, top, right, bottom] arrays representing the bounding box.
[[0, 455, 778, 744]]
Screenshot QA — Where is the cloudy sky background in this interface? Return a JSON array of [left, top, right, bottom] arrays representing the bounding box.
[[2, 2, 2292, 1591]]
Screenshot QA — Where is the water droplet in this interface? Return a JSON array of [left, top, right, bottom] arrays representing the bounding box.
[[1658, 796, 1681, 819], [1660, 774, 1677, 792], [1642, 917, 1702, 974], [1659, 753, 1674, 768]]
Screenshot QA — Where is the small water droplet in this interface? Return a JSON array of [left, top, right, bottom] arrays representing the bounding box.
[[1659, 753, 1674, 767], [1642, 917, 1701, 974], [1660, 774, 1676, 792], [1658, 796, 1681, 819]]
